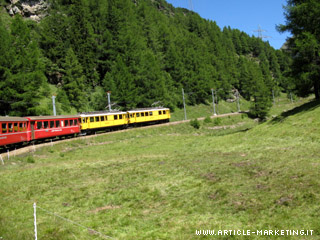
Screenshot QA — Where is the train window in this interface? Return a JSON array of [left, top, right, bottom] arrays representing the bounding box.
[[159, 111, 162, 115], [14, 123, 18, 132], [90, 117, 94, 122], [136, 113, 140, 117], [1, 123, 7, 133], [50, 121, 54, 128], [74, 119, 78, 125], [163, 110, 166, 114], [64, 120, 69, 127], [145, 112, 149, 116], [37, 121, 42, 129], [114, 115, 118, 120], [19, 123, 23, 131], [56, 120, 60, 127], [130, 114, 133, 118], [149, 112, 153, 116], [44, 121, 48, 129], [69, 120, 73, 126], [119, 115, 123, 120], [24, 123, 27, 130], [105, 116, 108, 121], [95, 117, 100, 122], [8, 123, 13, 132], [100, 116, 104, 122], [141, 112, 145, 117], [82, 118, 86, 123]]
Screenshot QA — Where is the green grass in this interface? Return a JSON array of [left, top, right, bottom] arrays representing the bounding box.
[[170, 97, 250, 122], [0, 98, 319, 239]]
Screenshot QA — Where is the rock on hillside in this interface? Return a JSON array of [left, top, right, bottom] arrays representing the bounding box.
[[5, 0, 49, 21]]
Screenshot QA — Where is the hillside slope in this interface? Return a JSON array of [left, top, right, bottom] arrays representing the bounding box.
[[0, 100, 319, 239], [0, 0, 290, 117]]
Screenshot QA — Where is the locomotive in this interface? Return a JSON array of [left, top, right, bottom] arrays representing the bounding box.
[[0, 107, 170, 149]]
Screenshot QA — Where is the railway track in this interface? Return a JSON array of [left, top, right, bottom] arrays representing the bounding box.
[[0, 112, 244, 160]]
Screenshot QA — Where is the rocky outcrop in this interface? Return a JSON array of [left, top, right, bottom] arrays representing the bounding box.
[[5, 0, 49, 22]]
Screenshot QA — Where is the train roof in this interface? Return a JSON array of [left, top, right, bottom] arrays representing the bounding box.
[[127, 107, 169, 113], [26, 115, 80, 120], [79, 111, 127, 117], [0, 116, 29, 122]]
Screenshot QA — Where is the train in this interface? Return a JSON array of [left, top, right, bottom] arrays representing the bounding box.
[[0, 107, 170, 149]]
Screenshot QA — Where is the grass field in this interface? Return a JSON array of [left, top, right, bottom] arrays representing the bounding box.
[[169, 96, 251, 122], [0, 97, 319, 239]]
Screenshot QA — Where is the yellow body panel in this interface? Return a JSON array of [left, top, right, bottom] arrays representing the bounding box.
[[80, 113, 127, 131], [128, 109, 170, 124], [80, 108, 170, 131]]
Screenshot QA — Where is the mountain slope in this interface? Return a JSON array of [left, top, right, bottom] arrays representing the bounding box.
[[0, 0, 290, 116]]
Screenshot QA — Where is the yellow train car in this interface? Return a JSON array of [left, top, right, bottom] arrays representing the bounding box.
[[127, 108, 170, 125], [80, 111, 128, 133]]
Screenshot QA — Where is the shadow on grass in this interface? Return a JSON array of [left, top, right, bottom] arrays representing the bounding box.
[[269, 99, 320, 124]]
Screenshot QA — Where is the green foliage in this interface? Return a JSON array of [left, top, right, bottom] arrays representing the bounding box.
[[190, 118, 200, 129], [56, 88, 71, 113], [213, 117, 222, 126], [0, 16, 47, 116], [203, 116, 212, 124], [62, 48, 87, 112], [26, 155, 35, 163], [0, 0, 290, 117], [278, 0, 320, 99]]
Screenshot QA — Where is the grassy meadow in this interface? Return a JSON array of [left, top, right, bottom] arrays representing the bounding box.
[[0, 97, 319, 239]]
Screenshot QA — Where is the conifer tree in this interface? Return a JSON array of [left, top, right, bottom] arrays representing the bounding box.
[[278, 0, 320, 99], [62, 48, 86, 112], [0, 19, 12, 115], [104, 56, 138, 109], [2, 16, 46, 116]]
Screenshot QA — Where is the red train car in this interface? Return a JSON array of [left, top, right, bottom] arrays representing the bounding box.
[[0, 117, 30, 147], [26, 115, 81, 141]]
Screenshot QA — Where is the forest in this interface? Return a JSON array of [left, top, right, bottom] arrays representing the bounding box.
[[0, 0, 292, 118]]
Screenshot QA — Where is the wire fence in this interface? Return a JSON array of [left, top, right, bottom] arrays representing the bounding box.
[[0, 188, 115, 240], [35, 204, 115, 240]]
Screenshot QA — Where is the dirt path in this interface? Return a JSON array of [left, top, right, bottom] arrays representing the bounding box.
[[0, 112, 245, 160]]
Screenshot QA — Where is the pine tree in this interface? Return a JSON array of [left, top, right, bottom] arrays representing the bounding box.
[[67, 0, 97, 86], [3, 16, 46, 116], [278, 0, 320, 98], [104, 56, 138, 109], [249, 63, 272, 119], [62, 48, 86, 112], [0, 18, 12, 115]]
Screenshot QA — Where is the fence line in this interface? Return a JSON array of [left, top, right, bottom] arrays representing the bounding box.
[[36, 205, 115, 240]]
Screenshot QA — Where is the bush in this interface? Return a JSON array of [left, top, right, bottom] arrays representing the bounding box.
[[204, 116, 212, 124], [213, 118, 222, 126], [190, 119, 200, 129], [26, 156, 35, 163]]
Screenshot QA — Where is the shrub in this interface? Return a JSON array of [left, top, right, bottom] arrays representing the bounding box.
[[204, 116, 212, 124], [26, 156, 35, 163], [213, 118, 222, 126], [190, 119, 200, 129]]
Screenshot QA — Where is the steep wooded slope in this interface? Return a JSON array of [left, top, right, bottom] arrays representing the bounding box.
[[0, 0, 290, 117]]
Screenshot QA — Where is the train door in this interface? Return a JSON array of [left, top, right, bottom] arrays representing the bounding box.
[[129, 113, 135, 124], [31, 122, 35, 140]]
